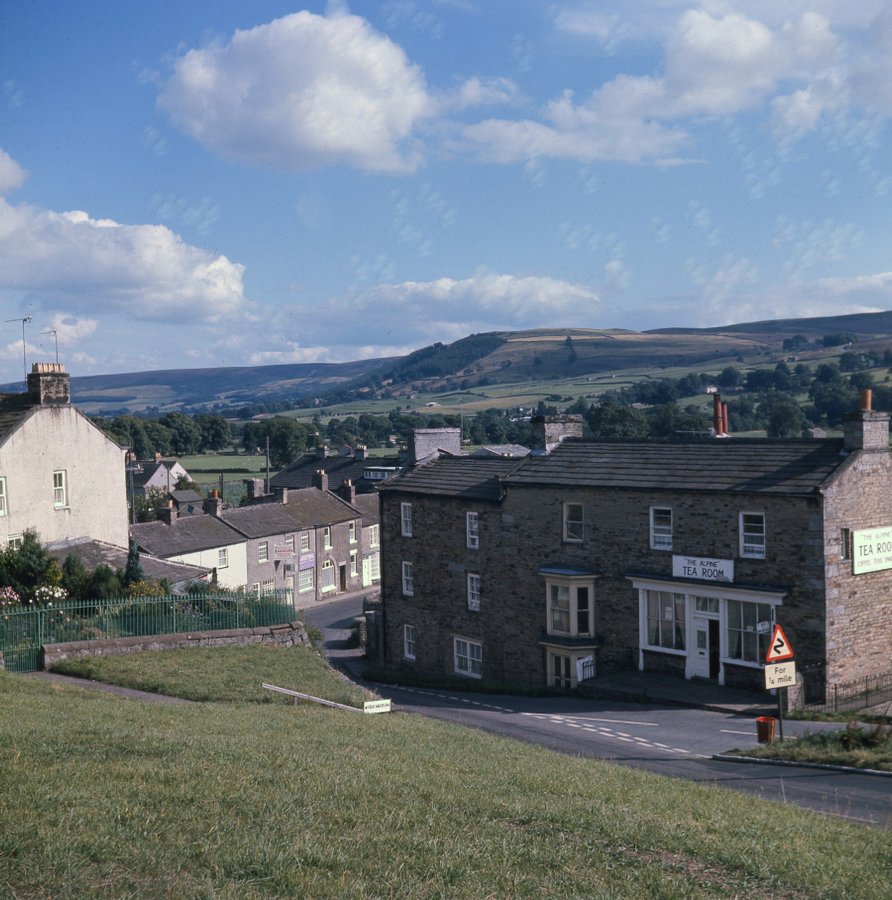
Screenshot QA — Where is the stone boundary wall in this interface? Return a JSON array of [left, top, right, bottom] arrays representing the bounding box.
[[41, 620, 309, 670]]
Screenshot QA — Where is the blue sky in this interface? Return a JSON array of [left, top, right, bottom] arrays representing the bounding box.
[[2, 1, 892, 384]]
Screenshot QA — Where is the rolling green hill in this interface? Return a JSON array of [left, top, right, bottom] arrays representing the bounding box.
[[7, 310, 891, 415]]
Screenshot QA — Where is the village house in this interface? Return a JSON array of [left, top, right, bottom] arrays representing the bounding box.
[[378, 396, 892, 699], [0, 364, 129, 550]]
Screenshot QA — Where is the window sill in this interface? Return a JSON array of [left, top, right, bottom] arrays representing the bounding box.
[[640, 644, 686, 656]]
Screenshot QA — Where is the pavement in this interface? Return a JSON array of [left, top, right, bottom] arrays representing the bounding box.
[[578, 669, 777, 716]]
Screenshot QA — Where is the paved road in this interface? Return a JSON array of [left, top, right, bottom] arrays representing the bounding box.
[[375, 683, 892, 827], [299, 595, 892, 827]]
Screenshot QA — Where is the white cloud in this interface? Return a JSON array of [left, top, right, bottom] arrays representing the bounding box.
[[0, 148, 28, 194], [159, 10, 433, 172], [0, 199, 245, 321], [302, 271, 602, 348]]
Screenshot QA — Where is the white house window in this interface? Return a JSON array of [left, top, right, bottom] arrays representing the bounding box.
[[726, 599, 774, 663], [0, 477, 6, 516], [645, 590, 685, 650], [349, 521, 357, 544], [7, 534, 23, 550], [323, 526, 332, 549], [284, 535, 295, 555], [650, 507, 673, 551], [546, 580, 594, 637], [368, 524, 379, 547], [300, 532, 311, 552], [740, 512, 766, 559], [369, 551, 380, 582], [258, 541, 269, 563], [261, 578, 275, 594], [218, 548, 229, 569], [401, 502, 413, 537], [467, 573, 481, 611], [350, 550, 358, 576], [403, 624, 416, 660], [298, 567, 314, 593], [401, 560, 414, 596], [321, 559, 336, 592], [563, 502, 583, 542], [53, 470, 68, 508], [454, 637, 482, 678], [466, 512, 479, 549]]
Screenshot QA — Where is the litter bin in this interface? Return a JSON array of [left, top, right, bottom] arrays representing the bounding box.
[[756, 715, 777, 744]]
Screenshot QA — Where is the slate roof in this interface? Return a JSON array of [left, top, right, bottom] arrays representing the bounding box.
[[223, 488, 359, 539], [470, 444, 531, 459], [283, 488, 359, 527], [503, 438, 849, 497], [131, 460, 181, 490], [131, 514, 243, 557], [46, 538, 210, 586], [0, 393, 35, 445], [271, 452, 403, 493], [351, 492, 380, 525], [378, 457, 523, 501]]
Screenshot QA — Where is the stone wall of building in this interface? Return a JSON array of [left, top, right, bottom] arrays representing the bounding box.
[[821, 448, 892, 684]]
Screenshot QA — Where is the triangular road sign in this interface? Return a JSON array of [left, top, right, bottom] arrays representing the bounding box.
[[765, 624, 794, 662]]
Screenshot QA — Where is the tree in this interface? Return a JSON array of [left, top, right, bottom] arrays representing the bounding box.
[[0, 531, 53, 602], [716, 366, 743, 389], [763, 396, 807, 438], [123, 539, 144, 587], [196, 413, 231, 452], [159, 412, 202, 456], [587, 399, 649, 438]]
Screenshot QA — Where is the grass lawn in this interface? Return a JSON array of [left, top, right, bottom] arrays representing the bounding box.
[[49, 644, 375, 707], [729, 721, 892, 772], [0, 648, 889, 897]]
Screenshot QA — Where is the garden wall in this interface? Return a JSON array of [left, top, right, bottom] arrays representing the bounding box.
[[40, 620, 309, 670]]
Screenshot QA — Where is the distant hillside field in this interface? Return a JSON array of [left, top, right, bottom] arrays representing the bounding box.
[[6, 309, 891, 415]]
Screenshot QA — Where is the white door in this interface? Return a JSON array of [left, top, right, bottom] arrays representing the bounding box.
[[692, 617, 710, 678]]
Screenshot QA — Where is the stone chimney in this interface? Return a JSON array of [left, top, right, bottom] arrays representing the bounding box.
[[157, 501, 177, 525], [203, 490, 224, 517], [316, 444, 329, 459], [244, 478, 266, 500], [313, 469, 329, 491], [275, 487, 289, 504], [338, 479, 356, 504], [27, 363, 70, 405], [844, 389, 890, 451], [531, 415, 584, 453], [354, 444, 369, 460]]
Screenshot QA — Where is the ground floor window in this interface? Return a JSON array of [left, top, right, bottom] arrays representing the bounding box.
[[633, 578, 783, 683], [321, 559, 336, 592], [369, 551, 380, 581], [548, 652, 573, 689], [298, 567, 314, 593], [404, 624, 416, 660], [726, 599, 774, 663], [454, 637, 482, 678], [645, 590, 685, 650]]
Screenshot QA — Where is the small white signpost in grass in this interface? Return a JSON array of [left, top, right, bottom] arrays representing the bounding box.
[[262, 683, 391, 714]]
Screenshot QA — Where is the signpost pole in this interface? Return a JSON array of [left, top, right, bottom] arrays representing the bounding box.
[[777, 687, 784, 741], [765, 623, 795, 742]]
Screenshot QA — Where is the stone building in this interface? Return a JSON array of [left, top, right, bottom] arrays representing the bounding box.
[[379, 399, 892, 696]]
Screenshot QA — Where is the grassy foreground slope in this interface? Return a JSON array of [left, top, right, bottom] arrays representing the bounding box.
[[1, 654, 889, 898]]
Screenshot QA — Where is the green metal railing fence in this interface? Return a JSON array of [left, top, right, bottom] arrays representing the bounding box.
[[0, 592, 295, 673]]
